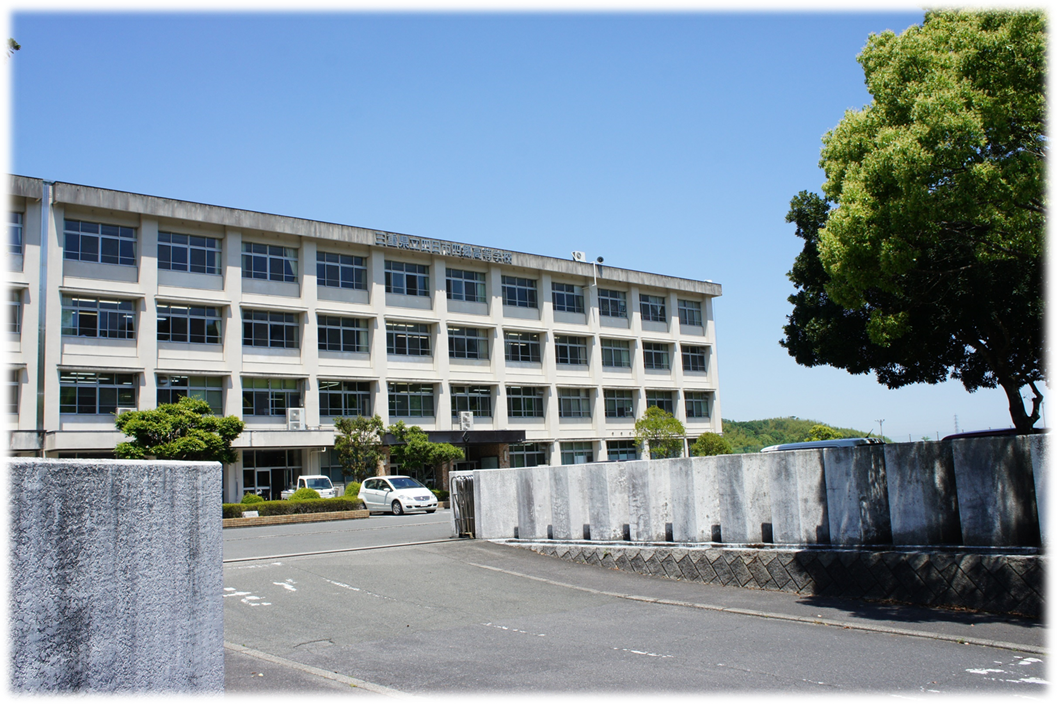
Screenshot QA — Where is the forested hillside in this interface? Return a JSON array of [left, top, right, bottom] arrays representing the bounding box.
[[720, 417, 879, 454]]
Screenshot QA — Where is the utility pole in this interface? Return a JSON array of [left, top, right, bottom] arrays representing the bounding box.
[[875, 419, 885, 439]]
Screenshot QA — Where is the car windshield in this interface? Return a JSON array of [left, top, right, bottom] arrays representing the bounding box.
[[389, 477, 425, 490], [306, 477, 333, 489]]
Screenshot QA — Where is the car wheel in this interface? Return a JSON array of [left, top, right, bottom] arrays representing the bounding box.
[[426, 508, 436, 514], [392, 500, 404, 516]]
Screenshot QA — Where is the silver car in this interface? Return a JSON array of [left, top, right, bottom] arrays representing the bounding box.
[[359, 475, 438, 515]]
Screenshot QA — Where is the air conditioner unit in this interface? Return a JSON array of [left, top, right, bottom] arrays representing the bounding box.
[[458, 411, 474, 431], [571, 251, 587, 263], [115, 407, 137, 416], [286, 407, 306, 431]]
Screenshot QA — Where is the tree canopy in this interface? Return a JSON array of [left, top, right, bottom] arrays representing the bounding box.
[[784, 10, 1045, 432], [334, 415, 385, 482], [386, 421, 464, 474], [114, 397, 244, 463], [690, 432, 733, 457], [634, 406, 685, 459]]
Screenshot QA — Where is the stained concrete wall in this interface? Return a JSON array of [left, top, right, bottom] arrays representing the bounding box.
[[8, 459, 224, 693], [464, 435, 1047, 549]]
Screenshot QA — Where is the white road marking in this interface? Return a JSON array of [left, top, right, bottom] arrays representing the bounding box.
[[613, 647, 672, 658], [273, 579, 297, 591], [482, 622, 546, 637]]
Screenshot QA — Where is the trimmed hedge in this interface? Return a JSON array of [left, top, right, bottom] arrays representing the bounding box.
[[223, 497, 365, 519], [288, 487, 321, 500], [241, 493, 265, 504], [344, 481, 361, 498], [223, 503, 244, 518], [431, 489, 450, 502]]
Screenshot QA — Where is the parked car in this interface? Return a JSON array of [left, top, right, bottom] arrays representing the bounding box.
[[359, 476, 438, 515], [759, 437, 884, 453], [280, 475, 337, 500]]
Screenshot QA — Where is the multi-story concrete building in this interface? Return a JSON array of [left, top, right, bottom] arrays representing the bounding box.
[[6, 176, 722, 502]]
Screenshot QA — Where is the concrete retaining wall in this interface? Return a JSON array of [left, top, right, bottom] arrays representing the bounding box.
[[462, 436, 1047, 549], [8, 459, 224, 693]]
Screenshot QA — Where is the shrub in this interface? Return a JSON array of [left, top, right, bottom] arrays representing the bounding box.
[[288, 487, 321, 500], [241, 493, 264, 504], [222, 503, 244, 519], [255, 497, 364, 516], [344, 481, 361, 498], [431, 489, 449, 502], [691, 433, 733, 457]]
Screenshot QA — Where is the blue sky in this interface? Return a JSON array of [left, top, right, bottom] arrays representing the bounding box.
[[7, 9, 1038, 441]]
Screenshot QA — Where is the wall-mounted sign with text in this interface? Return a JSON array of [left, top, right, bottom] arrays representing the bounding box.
[[374, 231, 514, 264]]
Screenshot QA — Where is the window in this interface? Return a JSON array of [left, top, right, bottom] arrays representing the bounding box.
[[510, 442, 548, 468], [501, 275, 537, 308], [558, 388, 591, 418], [506, 386, 545, 418], [552, 282, 584, 314], [446, 268, 485, 303], [320, 380, 371, 417], [561, 441, 594, 465], [504, 331, 541, 363], [685, 391, 710, 419], [448, 327, 488, 360], [554, 335, 588, 365], [642, 342, 671, 370], [9, 291, 21, 335], [598, 288, 627, 318], [640, 294, 666, 322], [607, 439, 639, 461], [59, 371, 136, 415], [604, 389, 634, 418], [318, 315, 368, 353], [387, 323, 431, 356], [645, 390, 675, 414], [242, 378, 301, 416], [157, 375, 223, 415], [388, 383, 435, 418], [10, 212, 23, 256], [8, 369, 20, 414], [450, 385, 492, 418], [682, 345, 708, 373], [61, 297, 136, 339], [679, 299, 703, 327], [242, 242, 297, 282], [385, 260, 430, 296], [317, 252, 367, 290], [243, 310, 298, 349], [319, 448, 345, 485], [64, 219, 136, 266], [158, 232, 221, 274], [600, 338, 631, 368], [157, 305, 221, 344]]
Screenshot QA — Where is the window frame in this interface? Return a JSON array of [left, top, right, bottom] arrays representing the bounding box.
[[445, 268, 486, 303], [9, 212, 23, 257], [317, 315, 368, 353], [685, 391, 710, 419], [551, 282, 585, 314], [317, 251, 367, 290], [501, 275, 538, 308], [678, 299, 703, 327], [450, 385, 493, 418], [64, 219, 136, 267], [560, 441, 594, 465], [158, 231, 221, 275], [8, 368, 20, 414], [603, 389, 635, 418], [642, 342, 671, 370], [9, 290, 21, 335], [448, 327, 489, 360], [156, 374, 224, 415], [600, 338, 631, 368], [386, 322, 432, 356], [242, 377, 302, 417], [59, 371, 137, 415], [506, 386, 545, 418], [157, 304, 221, 344], [384, 260, 430, 297], [645, 390, 675, 415], [504, 331, 541, 363], [388, 382, 435, 418], [640, 294, 667, 323], [61, 296, 136, 340], [682, 344, 709, 373], [606, 439, 639, 461], [319, 379, 372, 417], [597, 288, 628, 318], [241, 242, 298, 282], [242, 309, 299, 349], [509, 442, 548, 468], [554, 335, 588, 366], [558, 388, 591, 419]]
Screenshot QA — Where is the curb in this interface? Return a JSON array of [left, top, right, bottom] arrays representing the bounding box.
[[223, 509, 369, 528]]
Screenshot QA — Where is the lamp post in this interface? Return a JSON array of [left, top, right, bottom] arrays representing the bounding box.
[[875, 419, 885, 439]]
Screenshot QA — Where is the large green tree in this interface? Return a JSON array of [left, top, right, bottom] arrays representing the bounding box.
[[783, 10, 1045, 432], [114, 397, 244, 463], [386, 421, 464, 476], [333, 415, 385, 482], [634, 406, 685, 459]]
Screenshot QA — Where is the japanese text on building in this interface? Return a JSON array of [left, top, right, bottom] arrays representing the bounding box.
[[374, 231, 514, 264]]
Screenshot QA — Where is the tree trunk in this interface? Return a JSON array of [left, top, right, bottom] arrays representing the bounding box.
[[999, 376, 1041, 433]]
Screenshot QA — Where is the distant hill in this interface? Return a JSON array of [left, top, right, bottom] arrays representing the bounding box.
[[720, 417, 880, 454]]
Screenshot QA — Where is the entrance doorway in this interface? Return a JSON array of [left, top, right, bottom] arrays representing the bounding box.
[[242, 449, 303, 500]]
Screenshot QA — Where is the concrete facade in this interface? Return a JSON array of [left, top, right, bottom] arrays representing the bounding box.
[[7, 175, 722, 501], [8, 458, 224, 692], [457, 435, 1047, 550]]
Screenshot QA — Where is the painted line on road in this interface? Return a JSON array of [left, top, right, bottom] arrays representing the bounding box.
[[465, 562, 1047, 656], [223, 538, 464, 564], [224, 641, 413, 697]]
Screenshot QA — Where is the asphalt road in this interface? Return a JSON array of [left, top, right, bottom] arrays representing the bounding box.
[[223, 512, 1047, 695]]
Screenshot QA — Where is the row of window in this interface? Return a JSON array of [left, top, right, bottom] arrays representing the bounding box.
[[30, 218, 708, 324], [51, 298, 711, 372], [33, 371, 712, 420]]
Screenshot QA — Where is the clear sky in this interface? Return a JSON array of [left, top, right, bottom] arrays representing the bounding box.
[[6, 6, 1042, 442]]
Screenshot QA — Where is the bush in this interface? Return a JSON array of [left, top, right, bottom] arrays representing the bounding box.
[[431, 489, 449, 502], [256, 497, 364, 515], [222, 503, 244, 519], [691, 433, 733, 457], [344, 481, 361, 498], [288, 487, 321, 500], [241, 493, 264, 504]]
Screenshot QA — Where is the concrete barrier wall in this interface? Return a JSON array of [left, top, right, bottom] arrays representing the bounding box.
[[8, 459, 224, 693], [468, 436, 1047, 549]]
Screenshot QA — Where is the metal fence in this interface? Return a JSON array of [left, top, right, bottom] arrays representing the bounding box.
[[450, 473, 475, 538]]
